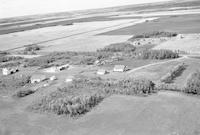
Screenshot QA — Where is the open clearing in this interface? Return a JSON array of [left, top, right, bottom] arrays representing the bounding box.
[[153, 34, 200, 53], [1, 91, 200, 135]]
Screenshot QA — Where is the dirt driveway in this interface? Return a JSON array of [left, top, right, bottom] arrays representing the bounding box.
[[1, 91, 200, 135]]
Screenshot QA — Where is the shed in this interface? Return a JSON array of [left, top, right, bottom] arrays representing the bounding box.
[[31, 75, 47, 84], [65, 76, 75, 83], [97, 69, 107, 75], [113, 65, 126, 72], [50, 76, 57, 81], [44, 67, 60, 73]]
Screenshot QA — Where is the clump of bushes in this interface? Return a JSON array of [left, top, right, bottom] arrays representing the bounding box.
[[24, 45, 42, 52], [29, 91, 105, 116], [29, 77, 155, 117], [161, 63, 186, 83], [0, 75, 31, 90], [97, 42, 136, 53], [136, 49, 179, 60], [0, 51, 9, 56], [0, 56, 23, 63], [155, 83, 182, 91], [128, 31, 177, 41], [184, 71, 200, 95], [103, 79, 155, 95], [14, 89, 35, 98], [24, 51, 112, 67]]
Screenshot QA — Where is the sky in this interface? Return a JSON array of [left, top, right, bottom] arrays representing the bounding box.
[[0, 0, 171, 18]]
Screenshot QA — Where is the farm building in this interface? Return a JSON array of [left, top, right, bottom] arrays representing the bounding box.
[[2, 68, 19, 75], [50, 76, 57, 81], [113, 65, 126, 72], [65, 76, 75, 83], [43, 67, 60, 73], [97, 69, 107, 75], [31, 75, 47, 84], [43, 64, 70, 73]]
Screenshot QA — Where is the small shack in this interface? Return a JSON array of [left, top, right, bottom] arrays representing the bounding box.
[[113, 65, 126, 72], [65, 76, 74, 83], [31, 74, 47, 84], [97, 69, 107, 75], [50, 76, 57, 81]]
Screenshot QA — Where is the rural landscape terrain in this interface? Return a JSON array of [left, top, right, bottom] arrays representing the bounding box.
[[1, 0, 200, 134]]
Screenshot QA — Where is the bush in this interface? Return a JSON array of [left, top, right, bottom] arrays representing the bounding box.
[[0, 75, 31, 90], [0, 51, 9, 56], [161, 63, 186, 83], [136, 49, 179, 60], [184, 71, 200, 95], [29, 77, 155, 116], [14, 89, 35, 98], [24, 45, 42, 52], [97, 42, 136, 53], [155, 83, 182, 91], [0, 56, 23, 63], [128, 31, 177, 41], [103, 78, 155, 95], [29, 91, 105, 116], [24, 51, 112, 67]]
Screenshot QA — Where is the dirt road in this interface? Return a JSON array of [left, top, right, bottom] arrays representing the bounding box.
[[0, 91, 200, 135]]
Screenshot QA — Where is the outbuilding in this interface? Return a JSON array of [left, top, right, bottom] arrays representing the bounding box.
[[65, 76, 75, 83], [31, 74, 47, 84], [97, 69, 107, 75], [113, 65, 126, 72]]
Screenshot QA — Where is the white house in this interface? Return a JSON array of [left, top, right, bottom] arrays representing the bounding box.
[[113, 65, 126, 72]]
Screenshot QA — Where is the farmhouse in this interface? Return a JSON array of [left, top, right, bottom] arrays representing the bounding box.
[[31, 74, 47, 84], [97, 69, 107, 75], [113, 65, 126, 72]]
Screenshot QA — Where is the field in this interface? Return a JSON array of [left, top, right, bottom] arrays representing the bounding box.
[[1, 0, 200, 135]]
